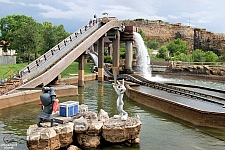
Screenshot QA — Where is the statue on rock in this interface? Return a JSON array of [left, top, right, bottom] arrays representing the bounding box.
[[112, 70, 128, 121], [37, 87, 58, 127]]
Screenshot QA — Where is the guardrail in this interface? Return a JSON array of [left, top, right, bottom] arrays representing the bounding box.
[[18, 19, 102, 82], [173, 61, 225, 68]]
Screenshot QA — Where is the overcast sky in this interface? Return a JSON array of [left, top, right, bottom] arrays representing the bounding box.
[[0, 0, 225, 34]]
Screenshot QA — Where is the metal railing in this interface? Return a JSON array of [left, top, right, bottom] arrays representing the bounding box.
[[18, 19, 102, 82]]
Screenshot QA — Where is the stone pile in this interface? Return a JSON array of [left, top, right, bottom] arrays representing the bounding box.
[[26, 122, 74, 150], [166, 63, 225, 76], [26, 105, 142, 150]]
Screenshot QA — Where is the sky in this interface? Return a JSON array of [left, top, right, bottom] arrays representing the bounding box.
[[0, 0, 225, 34]]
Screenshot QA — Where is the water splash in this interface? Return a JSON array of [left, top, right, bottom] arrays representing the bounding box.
[[133, 32, 151, 79]]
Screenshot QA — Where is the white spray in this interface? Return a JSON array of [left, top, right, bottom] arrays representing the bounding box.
[[134, 32, 151, 79]]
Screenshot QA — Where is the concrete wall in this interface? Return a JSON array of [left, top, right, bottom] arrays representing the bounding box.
[[59, 74, 97, 85], [0, 74, 97, 110], [0, 56, 16, 66], [125, 83, 225, 128], [0, 85, 78, 110]]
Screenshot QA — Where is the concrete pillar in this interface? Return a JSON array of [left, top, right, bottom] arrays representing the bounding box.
[[98, 36, 104, 82], [112, 31, 120, 74], [84, 50, 88, 63], [78, 54, 84, 87], [108, 43, 113, 58], [125, 41, 133, 72]]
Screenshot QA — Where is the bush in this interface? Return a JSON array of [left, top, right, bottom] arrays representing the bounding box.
[[104, 56, 112, 63]]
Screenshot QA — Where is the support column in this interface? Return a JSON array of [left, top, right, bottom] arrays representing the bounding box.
[[108, 43, 113, 58], [98, 36, 104, 82], [84, 50, 88, 63], [125, 41, 133, 73], [78, 54, 84, 87], [112, 31, 120, 74]]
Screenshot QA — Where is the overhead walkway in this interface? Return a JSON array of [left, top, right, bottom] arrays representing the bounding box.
[[0, 18, 121, 95]]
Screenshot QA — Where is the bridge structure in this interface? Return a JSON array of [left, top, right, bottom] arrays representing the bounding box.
[[0, 17, 138, 95]]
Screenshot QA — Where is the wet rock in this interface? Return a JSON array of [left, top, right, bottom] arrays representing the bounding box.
[[87, 120, 103, 135], [102, 117, 142, 143], [26, 122, 73, 150], [73, 116, 88, 133], [67, 145, 80, 150], [79, 104, 88, 113], [76, 134, 101, 148], [98, 109, 109, 122], [54, 122, 74, 147]]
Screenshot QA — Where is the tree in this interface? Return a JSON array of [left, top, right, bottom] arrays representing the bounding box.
[[166, 38, 188, 57], [204, 51, 218, 62], [191, 49, 205, 62], [138, 29, 146, 41], [157, 46, 168, 59], [146, 40, 159, 50], [0, 15, 41, 63]]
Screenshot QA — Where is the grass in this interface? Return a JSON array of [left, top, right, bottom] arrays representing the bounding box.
[[0, 63, 27, 78], [60, 62, 94, 78], [0, 62, 94, 79]]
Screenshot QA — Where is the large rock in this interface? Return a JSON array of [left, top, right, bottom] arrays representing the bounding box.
[[87, 120, 103, 135], [102, 117, 142, 143], [26, 122, 73, 150], [73, 116, 88, 133], [76, 134, 101, 148], [98, 109, 109, 123]]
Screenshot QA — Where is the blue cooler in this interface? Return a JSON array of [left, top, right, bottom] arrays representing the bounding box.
[[59, 101, 79, 117]]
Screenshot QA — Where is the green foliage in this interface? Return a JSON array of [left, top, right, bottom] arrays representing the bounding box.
[[157, 46, 168, 59], [0, 14, 70, 63], [191, 49, 218, 62], [120, 47, 126, 59], [146, 40, 159, 50], [166, 38, 188, 57], [134, 18, 144, 21], [218, 51, 225, 62], [204, 51, 218, 62], [173, 53, 192, 62], [0, 63, 27, 78], [191, 49, 206, 62], [104, 56, 112, 63], [59, 62, 94, 78], [138, 29, 147, 41]]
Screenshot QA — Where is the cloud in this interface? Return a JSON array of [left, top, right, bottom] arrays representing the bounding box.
[[168, 15, 180, 19], [0, 0, 14, 3], [0, 0, 225, 33]]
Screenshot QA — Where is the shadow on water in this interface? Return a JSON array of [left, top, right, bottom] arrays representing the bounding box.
[[0, 78, 225, 149]]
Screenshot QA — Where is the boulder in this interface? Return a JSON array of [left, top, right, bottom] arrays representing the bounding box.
[[86, 120, 103, 135], [76, 134, 101, 148], [26, 122, 73, 150], [73, 116, 88, 133], [102, 117, 142, 143], [98, 109, 109, 122]]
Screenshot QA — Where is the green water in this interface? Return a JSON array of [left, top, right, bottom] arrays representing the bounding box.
[[0, 80, 225, 150]]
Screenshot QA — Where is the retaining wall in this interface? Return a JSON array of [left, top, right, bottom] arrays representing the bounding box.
[[125, 83, 225, 128], [0, 74, 97, 110]]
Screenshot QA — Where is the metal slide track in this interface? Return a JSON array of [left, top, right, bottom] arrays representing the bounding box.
[[14, 19, 121, 89], [118, 74, 225, 106], [88, 52, 113, 77]]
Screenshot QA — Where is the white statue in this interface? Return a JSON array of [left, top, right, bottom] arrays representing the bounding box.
[[112, 70, 128, 121]]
